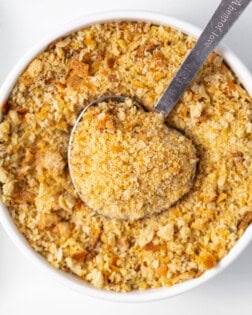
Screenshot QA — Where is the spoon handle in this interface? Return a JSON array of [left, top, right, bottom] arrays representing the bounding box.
[[155, 0, 251, 116]]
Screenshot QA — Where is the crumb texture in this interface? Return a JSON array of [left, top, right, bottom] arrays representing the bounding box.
[[0, 22, 251, 292], [70, 98, 197, 220]]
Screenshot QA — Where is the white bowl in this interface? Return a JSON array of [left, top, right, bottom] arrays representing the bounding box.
[[0, 10, 251, 303]]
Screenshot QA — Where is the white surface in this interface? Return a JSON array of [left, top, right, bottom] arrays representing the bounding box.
[[0, 0, 252, 313]]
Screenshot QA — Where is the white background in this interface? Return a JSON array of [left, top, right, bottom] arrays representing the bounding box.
[[0, 0, 252, 314]]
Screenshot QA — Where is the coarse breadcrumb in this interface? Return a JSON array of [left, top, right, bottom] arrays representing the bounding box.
[[69, 98, 197, 220], [0, 22, 251, 292]]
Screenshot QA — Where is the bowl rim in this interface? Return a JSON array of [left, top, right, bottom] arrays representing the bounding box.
[[0, 10, 251, 303]]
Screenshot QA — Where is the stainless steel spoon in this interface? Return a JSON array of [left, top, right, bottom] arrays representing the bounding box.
[[68, 0, 251, 218]]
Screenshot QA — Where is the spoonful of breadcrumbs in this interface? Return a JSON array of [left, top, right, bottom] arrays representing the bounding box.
[[68, 0, 250, 220], [69, 97, 197, 220]]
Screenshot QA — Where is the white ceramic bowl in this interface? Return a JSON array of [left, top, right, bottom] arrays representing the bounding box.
[[0, 10, 251, 303]]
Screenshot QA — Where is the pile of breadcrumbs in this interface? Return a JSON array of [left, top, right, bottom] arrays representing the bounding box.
[[0, 22, 251, 292], [69, 98, 197, 220]]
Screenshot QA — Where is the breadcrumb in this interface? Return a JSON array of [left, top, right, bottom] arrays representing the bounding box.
[[0, 22, 251, 292]]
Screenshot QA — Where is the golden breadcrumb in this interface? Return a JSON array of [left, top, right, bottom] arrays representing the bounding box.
[[69, 98, 197, 220], [0, 22, 251, 292]]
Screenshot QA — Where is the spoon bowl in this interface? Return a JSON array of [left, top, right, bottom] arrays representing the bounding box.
[[68, 95, 198, 220]]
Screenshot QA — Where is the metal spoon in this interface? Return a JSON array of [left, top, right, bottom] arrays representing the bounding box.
[[68, 0, 251, 218]]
